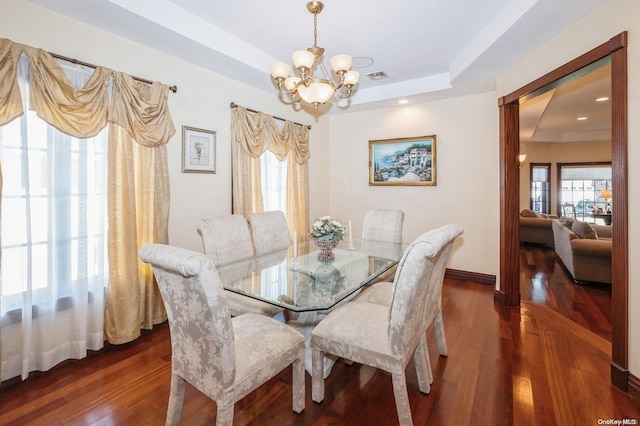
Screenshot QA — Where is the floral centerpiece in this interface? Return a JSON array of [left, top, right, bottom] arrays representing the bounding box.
[[310, 216, 345, 260]]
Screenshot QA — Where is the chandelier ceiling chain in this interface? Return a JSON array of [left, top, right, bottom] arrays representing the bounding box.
[[270, 1, 359, 109]]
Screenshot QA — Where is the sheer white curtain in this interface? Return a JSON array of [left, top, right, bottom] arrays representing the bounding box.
[[0, 56, 107, 381]]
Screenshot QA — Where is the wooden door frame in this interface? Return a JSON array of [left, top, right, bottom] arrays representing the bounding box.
[[497, 32, 629, 390]]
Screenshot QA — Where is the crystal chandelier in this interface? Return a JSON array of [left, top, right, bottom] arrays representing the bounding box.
[[270, 1, 360, 109]]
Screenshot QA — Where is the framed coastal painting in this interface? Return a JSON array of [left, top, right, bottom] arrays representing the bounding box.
[[182, 126, 216, 173], [369, 135, 436, 186]]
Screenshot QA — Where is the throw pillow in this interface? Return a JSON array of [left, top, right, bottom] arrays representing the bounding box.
[[572, 221, 598, 239], [520, 209, 538, 218]]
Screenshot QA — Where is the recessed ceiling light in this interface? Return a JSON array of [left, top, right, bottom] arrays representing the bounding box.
[[351, 56, 374, 69], [398, 99, 408, 104], [595, 97, 609, 102], [577, 116, 588, 121]]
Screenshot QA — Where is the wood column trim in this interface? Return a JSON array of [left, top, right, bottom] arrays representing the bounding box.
[[499, 101, 520, 306]]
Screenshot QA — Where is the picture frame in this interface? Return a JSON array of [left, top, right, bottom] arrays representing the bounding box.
[[369, 135, 436, 186], [182, 126, 216, 173]]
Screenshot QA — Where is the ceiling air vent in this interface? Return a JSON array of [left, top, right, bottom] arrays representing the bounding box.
[[367, 71, 388, 81]]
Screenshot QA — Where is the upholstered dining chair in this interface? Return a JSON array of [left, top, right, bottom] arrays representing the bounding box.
[[139, 244, 305, 426], [247, 210, 291, 255], [354, 222, 461, 364], [197, 214, 282, 317], [311, 224, 464, 426], [362, 209, 404, 243], [362, 209, 405, 283]]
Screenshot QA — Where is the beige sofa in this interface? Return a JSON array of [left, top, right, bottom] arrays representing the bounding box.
[[519, 213, 559, 245], [551, 219, 612, 284]]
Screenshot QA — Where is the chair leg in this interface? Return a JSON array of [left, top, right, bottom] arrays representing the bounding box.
[[434, 311, 448, 356], [413, 334, 432, 394], [391, 371, 414, 426], [311, 346, 325, 403], [292, 354, 305, 413], [216, 403, 234, 426], [165, 373, 186, 426]]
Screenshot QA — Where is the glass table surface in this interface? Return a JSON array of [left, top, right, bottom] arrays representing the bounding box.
[[216, 238, 406, 313]]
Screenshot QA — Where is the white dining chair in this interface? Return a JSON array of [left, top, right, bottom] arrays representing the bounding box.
[[311, 224, 464, 426], [139, 244, 305, 426], [362, 209, 404, 244], [362, 209, 404, 283], [355, 222, 460, 361], [247, 210, 291, 255], [197, 214, 283, 317]]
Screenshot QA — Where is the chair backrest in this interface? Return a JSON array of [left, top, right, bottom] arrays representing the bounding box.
[[362, 209, 405, 243], [387, 224, 464, 357], [561, 203, 576, 219], [248, 210, 291, 255], [139, 244, 235, 399], [197, 214, 255, 265]]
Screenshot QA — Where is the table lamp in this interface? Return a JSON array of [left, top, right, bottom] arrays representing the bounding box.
[[599, 188, 612, 212]]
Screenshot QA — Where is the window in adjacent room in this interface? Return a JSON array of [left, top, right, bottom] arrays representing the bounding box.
[[530, 163, 551, 214], [558, 162, 612, 223]]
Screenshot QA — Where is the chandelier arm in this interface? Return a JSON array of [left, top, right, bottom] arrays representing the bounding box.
[[334, 87, 353, 99], [277, 79, 308, 95]]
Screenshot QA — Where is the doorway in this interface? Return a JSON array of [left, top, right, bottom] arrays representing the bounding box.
[[497, 32, 628, 390]]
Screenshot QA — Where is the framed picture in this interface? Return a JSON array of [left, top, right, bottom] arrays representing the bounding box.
[[369, 135, 436, 186], [182, 126, 216, 173]]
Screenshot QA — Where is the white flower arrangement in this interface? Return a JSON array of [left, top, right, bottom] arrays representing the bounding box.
[[309, 216, 345, 242]]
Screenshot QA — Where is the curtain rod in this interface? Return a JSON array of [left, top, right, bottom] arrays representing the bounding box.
[[50, 52, 178, 93], [230, 102, 311, 130]]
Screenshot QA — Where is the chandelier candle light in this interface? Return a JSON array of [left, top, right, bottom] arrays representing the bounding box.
[[270, 1, 360, 109]]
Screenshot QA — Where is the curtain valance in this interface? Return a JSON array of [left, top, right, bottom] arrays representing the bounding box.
[[231, 105, 310, 165], [0, 38, 175, 146]]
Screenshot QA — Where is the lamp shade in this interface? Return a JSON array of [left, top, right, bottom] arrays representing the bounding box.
[[599, 189, 612, 199], [292, 50, 315, 69], [330, 54, 352, 73], [270, 62, 291, 79], [284, 76, 301, 91], [297, 80, 335, 105], [343, 70, 360, 86]]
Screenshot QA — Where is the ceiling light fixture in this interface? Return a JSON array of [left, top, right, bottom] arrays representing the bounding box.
[[595, 97, 610, 102], [398, 99, 408, 104], [577, 116, 588, 121], [270, 1, 359, 110]]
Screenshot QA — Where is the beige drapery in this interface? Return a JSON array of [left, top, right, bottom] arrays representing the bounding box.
[[231, 105, 310, 238], [0, 38, 174, 345]]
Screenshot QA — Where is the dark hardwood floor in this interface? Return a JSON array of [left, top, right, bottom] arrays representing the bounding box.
[[0, 246, 638, 425], [519, 243, 613, 342]]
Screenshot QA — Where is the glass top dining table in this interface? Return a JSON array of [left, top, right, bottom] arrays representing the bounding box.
[[216, 238, 406, 313]]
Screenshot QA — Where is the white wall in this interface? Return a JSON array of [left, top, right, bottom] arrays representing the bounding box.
[[498, 0, 639, 378], [329, 92, 500, 277], [3, 0, 331, 253], [519, 140, 612, 213]]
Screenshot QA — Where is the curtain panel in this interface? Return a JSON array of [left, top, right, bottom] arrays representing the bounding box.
[[0, 38, 174, 380], [231, 106, 310, 237]]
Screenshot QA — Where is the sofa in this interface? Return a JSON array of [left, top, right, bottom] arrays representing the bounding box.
[[519, 210, 559, 245], [551, 219, 612, 284]]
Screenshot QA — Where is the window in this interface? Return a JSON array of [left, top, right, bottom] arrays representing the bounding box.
[[259, 151, 289, 298], [260, 150, 287, 212], [0, 116, 108, 302], [558, 163, 612, 223], [1, 57, 108, 381], [530, 163, 551, 214]]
